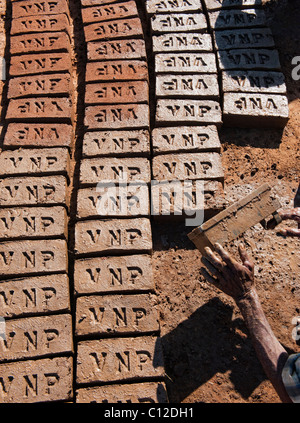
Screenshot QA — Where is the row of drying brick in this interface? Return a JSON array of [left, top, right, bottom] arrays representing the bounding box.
[[0, 146, 225, 219], [145, 0, 289, 128], [146, 0, 222, 127], [78, 0, 225, 217], [77, 1, 224, 215], [202, 0, 289, 127], [81, 0, 150, 130], [0, 0, 74, 403], [79, 0, 152, 214], [72, 0, 167, 403], [77, 127, 225, 218], [3, 0, 74, 148], [0, 342, 166, 403], [147, 0, 219, 101], [145, 0, 225, 218], [145, 0, 225, 219]]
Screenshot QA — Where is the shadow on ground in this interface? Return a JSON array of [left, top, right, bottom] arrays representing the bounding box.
[[155, 297, 267, 402]]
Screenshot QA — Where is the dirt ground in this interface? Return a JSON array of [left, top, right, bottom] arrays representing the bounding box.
[[151, 0, 300, 403]]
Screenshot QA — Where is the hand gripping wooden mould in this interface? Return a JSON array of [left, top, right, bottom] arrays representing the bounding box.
[[188, 183, 282, 255]]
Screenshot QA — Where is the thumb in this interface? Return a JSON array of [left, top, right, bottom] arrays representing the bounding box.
[[238, 243, 254, 270]]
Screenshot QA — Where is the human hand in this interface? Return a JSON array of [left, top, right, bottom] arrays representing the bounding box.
[[278, 208, 300, 237], [200, 243, 255, 302]]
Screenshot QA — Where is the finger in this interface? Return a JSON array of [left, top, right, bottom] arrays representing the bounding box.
[[200, 267, 218, 287], [238, 243, 254, 270], [214, 243, 239, 269], [278, 228, 300, 237], [201, 256, 222, 277], [279, 208, 300, 222], [204, 247, 224, 270]]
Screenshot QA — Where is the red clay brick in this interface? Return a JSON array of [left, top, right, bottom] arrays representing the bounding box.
[[146, 0, 202, 14], [0, 314, 73, 362], [152, 125, 221, 154], [222, 93, 289, 128], [156, 99, 222, 126], [0, 147, 70, 176], [213, 28, 274, 51], [84, 104, 149, 129], [76, 336, 164, 384], [155, 74, 219, 99], [6, 97, 72, 120], [8, 74, 71, 98], [75, 218, 152, 255], [0, 239, 68, 276], [76, 381, 168, 403], [217, 48, 281, 71], [0, 356, 73, 403], [10, 32, 70, 55], [208, 8, 266, 29], [85, 60, 148, 82], [75, 293, 159, 336], [79, 156, 151, 185], [85, 80, 149, 104], [12, 0, 69, 18], [4, 123, 73, 147], [150, 12, 207, 33], [0, 274, 70, 318], [81, 0, 122, 6], [84, 17, 143, 42], [11, 14, 70, 36], [221, 70, 286, 94], [152, 33, 212, 53], [87, 39, 146, 61], [0, 206, 68, 239], [152, 152, 224, 181], [81, 1, 138, 24], [74, 254, 154, 295], [82, 129, 150, 157], [76, 185, 149, 218], [151, 180, 226, 218], [9, 53, 72, 76], [0, 175, 68, 207], [155, 52, 217, 74]]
